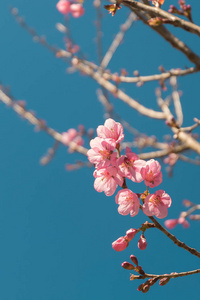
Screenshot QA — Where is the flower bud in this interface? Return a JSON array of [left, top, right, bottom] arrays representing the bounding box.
[[137, 283, 145, 291], [178, 217, 190, 228], [56, 0, 71, 14], [112, 236, 129, 252], [126, 229, 137, 241], [130, 255, 138, 266], [164, 219, 178, 229], [121, 262, 134, 270], [138, 234, 147, 250], [142, 284, 150, 293], [159, 277, 170, 286], [182, 199, 192, 207]]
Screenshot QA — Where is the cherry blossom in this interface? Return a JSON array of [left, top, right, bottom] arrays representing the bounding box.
[[93, 166, 123, 196], [117, 147, 146, 182], [70, 4, 85, 18], [61, 128, 78, 145], [112, 236, 129, 252], [143, 190, 172, 219], [87, 137, 117, 169], [140, 159, 162, 188], [56, 0, 71, 14], [97, 118, 124, 145], [115, 189, 140, 217]]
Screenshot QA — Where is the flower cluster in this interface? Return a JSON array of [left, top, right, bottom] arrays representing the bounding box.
[[87, 118, 172, 220], [56, 0, 85, 18]]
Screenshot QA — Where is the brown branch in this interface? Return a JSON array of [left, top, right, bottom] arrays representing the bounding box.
[[0, 88, 88, 156], [122, 0, 200, 37], [170, 76, 183, 127], [72, 57, 166, 119], [131, 268, 200, 280], [138, 144, 189, 160], [157, 92, 200, 155], [100, 12, 136, 69], [104, 66, 199, 84], [148, 215, 200, 258], [123, 3, 200, 67]]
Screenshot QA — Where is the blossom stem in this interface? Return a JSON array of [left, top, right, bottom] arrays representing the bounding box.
[[148, 215, 200, 258], [130, 268, 200, 280]]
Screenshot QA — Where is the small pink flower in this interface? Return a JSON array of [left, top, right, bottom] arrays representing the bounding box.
[[97, 118, 124, 145], [56, 0, 71, 14], [93, 166, 123, 196], [138, 234, 147, 250], [70, 4, 85, 18], [163, 153, 178, 166], [61, 128, 78, 145], [115, 189, 140, 217], [178, 217, 190, 228], [117, 147, 146, 182], [164, 219, 178, 229], [112, 236, 129, 251], [140, 159, 162, 188], [125, 228, 137, 241], [143, 190, 172, 219], [87, 137, 117, 168]]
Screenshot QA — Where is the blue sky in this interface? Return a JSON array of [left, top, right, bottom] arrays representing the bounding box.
[[0, 0, 200, 299]]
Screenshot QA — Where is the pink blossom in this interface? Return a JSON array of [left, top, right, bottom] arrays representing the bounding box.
[[117, 147, 146, 182], [115, 189, 140, 217], [70, 4, 85, 18], [97, 118, 124, 145], [61, 128, 78, 145], [93, 166, 123, 196], [87, 137, 117, 168], [163, 153, 178, 166], [140, 159, 162, 188], [178, 217, 190, 228], [112, 236, 129, 251], [56, 0, 71, 14], [138, 234, 147, 250], [143, 190, 172, 219], [164, 219, 178, 229], [125, 228, 137, 241]]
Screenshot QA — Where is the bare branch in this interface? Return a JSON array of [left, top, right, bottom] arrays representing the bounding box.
[[122, 0, 200, 37]]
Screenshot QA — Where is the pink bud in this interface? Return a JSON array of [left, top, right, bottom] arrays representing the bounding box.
[[164, 219, 178, 229], [178, 217, 190, 228], [70, 4, 85, 18], [112, 237, 129, 252], [56, 0, 71, 14], [130, 255, 138, 266], [125, 228, 137, 241], [121, 262, 134, 270], [182, 199, 192, 207], [138, 234, 147, 250]]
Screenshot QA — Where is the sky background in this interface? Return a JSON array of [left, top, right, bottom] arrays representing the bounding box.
[[0, 0, 200, 299]]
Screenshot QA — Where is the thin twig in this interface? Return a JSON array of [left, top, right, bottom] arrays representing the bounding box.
[[0, 88, 88, 156], [122, 0, 200, 37], [130, 268, 200, 280], [100, 12, 136, 69], [148, 215, 200, 258]]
